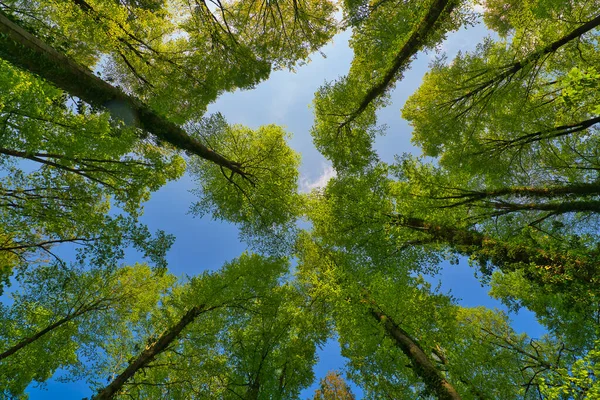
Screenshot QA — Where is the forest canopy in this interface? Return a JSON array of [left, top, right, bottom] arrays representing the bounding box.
[[1, 0, 599, 399]]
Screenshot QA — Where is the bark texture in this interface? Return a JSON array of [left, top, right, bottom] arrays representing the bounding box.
[[92, 305, 205, 400], [391, 214, 599, 286], [370, 309, 462, 400]]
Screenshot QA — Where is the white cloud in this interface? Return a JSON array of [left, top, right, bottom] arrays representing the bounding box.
[[300, 163, 337, 193], [470, 2, 485, 13]]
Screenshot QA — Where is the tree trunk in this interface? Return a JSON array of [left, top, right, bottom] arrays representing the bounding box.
[[341, 0, 458, 127], [0, 312, 79, 360], [370, 309, 462, 400], [481, 116, 600, 152], [434, 181, 600, 202], [391, 214, 598, 286], [491, 200, 600, 214], [0, 13, 246, 177], [454, 13, 600, 104], [246, 380, 260, 400], [92, 305, 205, 400]]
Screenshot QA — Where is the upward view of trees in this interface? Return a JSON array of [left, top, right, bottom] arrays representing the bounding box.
[[0, 0, 599, 398]]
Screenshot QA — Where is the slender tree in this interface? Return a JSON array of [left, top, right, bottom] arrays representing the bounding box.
[[0, 263, 175, 398], [313, 371, 356, 400], [88, 253, 328, 400], [311, 0, 471, 171], [0, 12, 247, 176]]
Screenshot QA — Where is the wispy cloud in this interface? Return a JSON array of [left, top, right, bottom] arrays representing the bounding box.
[[300, 163, 337, 193], [470, 2, 485, 13]]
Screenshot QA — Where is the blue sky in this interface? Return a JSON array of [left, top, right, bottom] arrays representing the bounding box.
[[22, 12, 548, 399]]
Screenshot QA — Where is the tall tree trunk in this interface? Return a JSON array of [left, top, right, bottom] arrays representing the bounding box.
[[453, 13, 600, 104], [489, 200, 600, 214], [370, 309, 462, 400], [92, 305, 205, 400], [246, 380, 260, 400], [432, 181, 600, 202], [0, 13, 246, 177], [391, 214, 598, 286], [341, 0, 459, 128]]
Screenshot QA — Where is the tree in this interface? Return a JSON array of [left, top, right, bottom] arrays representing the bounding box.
[[0, 58, 180, 289], [0, 12, 248, 176], [86, 253, 328, 399], [313, 371, 356, 400], [188, 113, 302, 253], [304, 158, 600, 358], [0, 262, 175, 398], [297, 234, 596, 399], [1, 0, 338, 121], [311, 0, 474, 171], [401, 1, 600, 188], [297, 236, 462, 399]]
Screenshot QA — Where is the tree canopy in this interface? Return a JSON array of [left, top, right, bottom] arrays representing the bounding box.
[[1, 0, 599, 398]]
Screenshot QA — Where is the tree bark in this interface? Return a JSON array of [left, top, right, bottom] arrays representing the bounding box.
[[433, 182, 600, 202], [391, 214, 598, 286], [92, 305, 205, 400], [0, 13, 246, 176], [370, 309, 462, 400]]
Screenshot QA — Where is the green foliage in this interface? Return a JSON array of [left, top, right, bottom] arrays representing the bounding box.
[[403, 0, 600, 179], [539, 341, 600, 399], [398, 0, 600, 298], [311, 0, 474, 171], [189, 114, 302, 253], [481, 0, 599, 38], [490, 269, 599, 349], [85, 253, 329, 399], [0, 59, 184, 214], [0, 262, 175, 398], [561, 67, 600, 113], [1, 0, 599, 397], [1, 0, 338, 122], [312, 77, 383, 172], [297, 240, 455, 398], [298, 235, 598, 399], [0, 59, 182, 288]]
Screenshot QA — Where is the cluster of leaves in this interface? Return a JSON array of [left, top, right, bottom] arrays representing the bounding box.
[[188, 113, 302, 254]]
